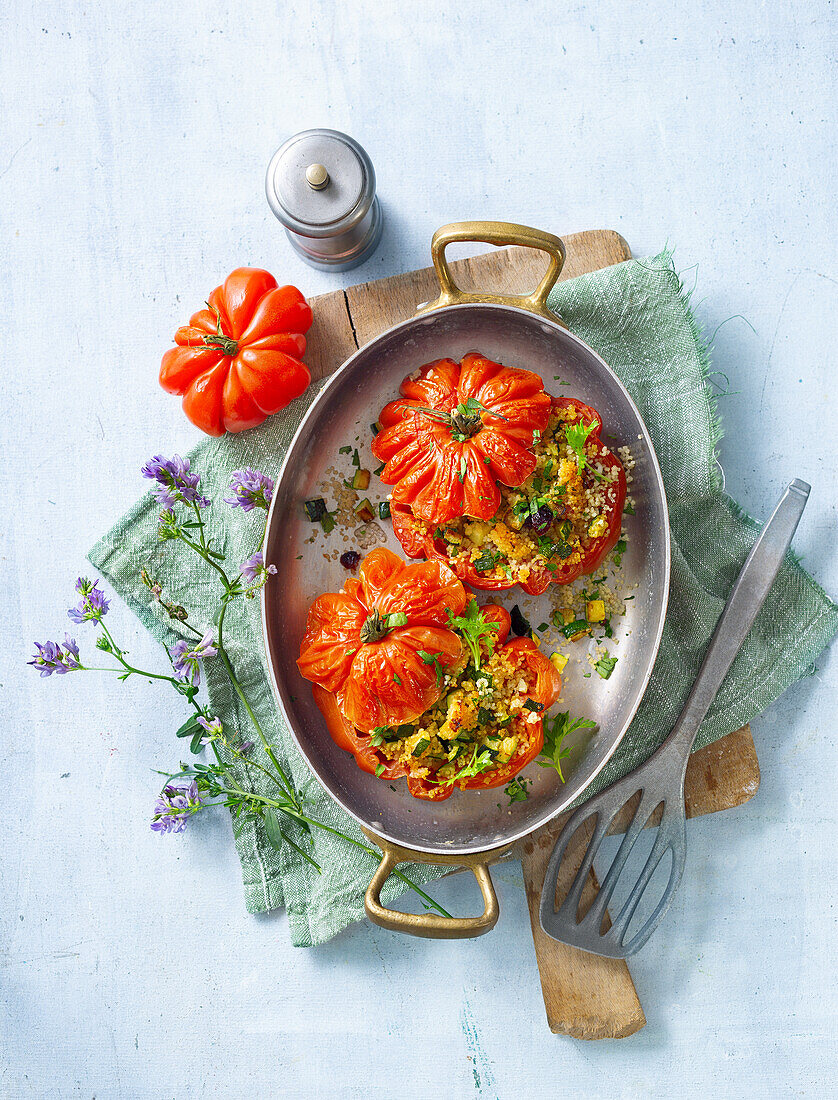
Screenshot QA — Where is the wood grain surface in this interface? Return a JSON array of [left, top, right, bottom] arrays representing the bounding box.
[[304, 229, 762, 1040]]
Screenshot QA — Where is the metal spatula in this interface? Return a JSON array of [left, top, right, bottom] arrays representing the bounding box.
[[539, 479, 810, 958]]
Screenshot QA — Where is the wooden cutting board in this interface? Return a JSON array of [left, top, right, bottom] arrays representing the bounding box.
[[302, 229, 761, 1039]]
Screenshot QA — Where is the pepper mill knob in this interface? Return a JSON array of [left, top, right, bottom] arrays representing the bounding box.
[[305, 163, 330, 190]]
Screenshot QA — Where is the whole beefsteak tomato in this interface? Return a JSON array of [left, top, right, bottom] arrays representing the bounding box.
[[159, 268, 313, 436], [371, 352, 552, 526]]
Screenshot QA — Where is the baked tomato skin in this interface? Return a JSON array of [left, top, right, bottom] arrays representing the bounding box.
[[159, 268, 313, 436], [390, 396, 627, 594], [310, 605, 562, 802], [297, 547, 468, 733], [371, 353, 552, 526], [311, 685, 408, 781]]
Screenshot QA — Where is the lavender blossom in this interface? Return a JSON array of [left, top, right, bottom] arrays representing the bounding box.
[[197, 715, 223, 744], [150, 779, 203, 833], [170, 631, 217, 686], [240, 552, 277, 584], [224, 468, 274, 512], [67, 577, 110, 624], [28, 635, 82, 677], [141, 454, 210, 509]]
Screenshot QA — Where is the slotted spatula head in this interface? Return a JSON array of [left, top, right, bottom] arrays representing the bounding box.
[[539, 741, 688, 957], [540, 479, 810, 958]]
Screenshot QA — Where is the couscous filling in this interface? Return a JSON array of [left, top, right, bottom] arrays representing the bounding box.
[[428, 405, 622, 586], [371, 632, 544, 789]]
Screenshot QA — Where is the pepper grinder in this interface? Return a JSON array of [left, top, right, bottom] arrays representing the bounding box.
[[265, 128, 383, 271]]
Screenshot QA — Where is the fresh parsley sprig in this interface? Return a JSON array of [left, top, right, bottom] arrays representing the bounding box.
[[446, 598, 500, 670], [538, 711, 597, 782], [432, 744, 494, 787], [564, 419, 598, 475]]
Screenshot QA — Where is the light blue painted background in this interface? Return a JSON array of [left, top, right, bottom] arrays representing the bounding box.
[[2, 1, 836, 1096]]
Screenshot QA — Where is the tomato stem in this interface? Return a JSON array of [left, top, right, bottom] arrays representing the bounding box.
[[359, 608, 408, 644], [396, 397, 508, 442], [202, 301, 239, 357]]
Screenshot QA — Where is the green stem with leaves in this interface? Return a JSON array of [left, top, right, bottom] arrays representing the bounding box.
[[212, 778, 450, 918], [145, 494, 451, 919]]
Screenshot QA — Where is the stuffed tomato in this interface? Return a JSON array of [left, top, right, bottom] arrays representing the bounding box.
[[297, 549, 562, 801], [371, 352, 552, 526], [389, 397, 626, 595]]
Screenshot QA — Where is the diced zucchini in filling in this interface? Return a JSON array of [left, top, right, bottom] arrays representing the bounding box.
[[586, 599, 606, 622], [550, 652, 568, 673]]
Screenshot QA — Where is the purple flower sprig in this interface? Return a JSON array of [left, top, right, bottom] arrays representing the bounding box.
[[68, 577, 110, 624], [196, 715, 254, 759], [150, 779, 203, 833], [224, 469, 274, 512], [28, 635, 81, 677], [170, 632, 218, 688], [141, 455, 211, 510], [28, 457, 451, 916], [196, 714, 223, 744], [240, 551, 277, 592]]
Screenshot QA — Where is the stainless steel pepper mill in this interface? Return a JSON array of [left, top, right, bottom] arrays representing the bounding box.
[[265, 128, 383, 271]]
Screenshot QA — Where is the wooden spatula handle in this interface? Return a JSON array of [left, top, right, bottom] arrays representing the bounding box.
[[520, 818, 646, 1038]]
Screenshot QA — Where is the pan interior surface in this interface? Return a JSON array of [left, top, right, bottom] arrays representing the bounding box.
[[262, 304, 669, 855]]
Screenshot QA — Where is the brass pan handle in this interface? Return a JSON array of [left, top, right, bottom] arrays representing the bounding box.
[[422, 220, 567, 323], [362, 830, 509, 939]]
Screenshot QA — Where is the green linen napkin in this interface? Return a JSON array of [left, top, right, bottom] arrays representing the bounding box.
[[89, 250, 838, 946]]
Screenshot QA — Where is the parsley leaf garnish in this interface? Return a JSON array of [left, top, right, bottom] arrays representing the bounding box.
[[594, 654, 618, 679], [564, 419, 598, 474], [504, 777, 530, 804], [418, 649, 445, 688], [446, 599, 499, 670], [538, 711, 597, 782]]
